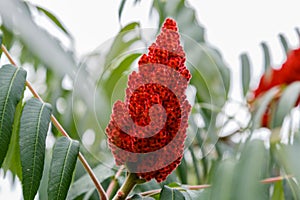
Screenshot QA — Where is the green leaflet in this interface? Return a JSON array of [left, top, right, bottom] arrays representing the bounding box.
[[0, 65, 27, 167], [251, 87, 278, 130], [261, 42, 271, 71], [48, 137, 80, 200], [0, 30, 2, 56], [20, 98, 52, 200], [67, 164, 114, 200], [159, 185, 185, 200], [240, 53, 251, 97], [2, 100, 24, 179], [232, 140, 269, 200], [271, 82, 300, 129]]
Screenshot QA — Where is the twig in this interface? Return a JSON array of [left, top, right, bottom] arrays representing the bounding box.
[[139, 175, 293, 197], [260, 175, 293, 184], [140, 184, 211, 197], [106, 165, 125, 199], [1, 44, 108, 200]]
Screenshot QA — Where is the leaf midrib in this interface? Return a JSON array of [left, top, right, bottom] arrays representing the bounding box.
[[27, 103, 46, 199], [0, 68, 20, 138]]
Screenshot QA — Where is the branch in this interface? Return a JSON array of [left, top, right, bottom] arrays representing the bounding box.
[[106, 165, 125, 199], [1, 44, 108, 200]]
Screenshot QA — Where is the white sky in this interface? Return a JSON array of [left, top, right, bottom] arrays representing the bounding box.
[[1, 0, 300, 198]]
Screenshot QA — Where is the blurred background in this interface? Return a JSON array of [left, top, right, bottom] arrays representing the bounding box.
[[0, 0, 300, 199]]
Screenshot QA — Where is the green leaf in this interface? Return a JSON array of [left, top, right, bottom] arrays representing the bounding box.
[[159, 185, 185, 200], [271, 82, 300, 128], [0, 65, 27, 167], [295, 27, 300, 42], [105, 22, 140, 67], [188, 146, 201, 184], [210, 160, 236, 200], [48, 137, 80, 200], [233, 140, 269, 200], [20, 98, 52, 200], [240, 53, 251, 96], [2, 100, 24, 179], [152, 0, 205, 43], [176, 156, 187, 184], [35, 5, 72, 39], [67, 164, 114, 200], [104, 53, 141, 102], [274, 138, 300, 198], [182, 189, 210, 200], [0, 30, 3, 57], [118, 0, 127, 21], [279, 34, 289, 56], [261, 42, 271, 71], [271, 180, 284, 200], [130, 194, 155, 200], [251, 87, 278, 130]]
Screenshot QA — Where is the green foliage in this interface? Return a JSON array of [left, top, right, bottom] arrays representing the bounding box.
[[20, 98, 52, 200], [279, 34, 290, 55], [271, 82, 300, 128], [48, 137, 80, 200], [240, 53, 251, 96], [1, 1, 300, 200], [159, 185, 185, 200], [67, 165, 114, 200], [251, 87, 278, 129], [2, 100, 23, 179], [261, 42, 271, 71], [35, 5, 72, 38], [0, 65, 27, 167]]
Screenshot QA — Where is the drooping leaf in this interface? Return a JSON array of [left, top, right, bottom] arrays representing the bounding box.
[[295, 27, 300, 43], [182, 189, 210, 200], [261, 42, 271, 71], [0, 30, 3, 57], [104, 22, 140, 68], [20, 98, 52, 200], [176, 156, 187, 184], [251, 87, 278, 130], [210, 160, 236, 200], [274, 138, 300, 198], [130, 194, 155, 200], [233, 140, 269, 200], [188, 146, 201, 184], [152, 0, 205, 43], [279, 34, 289, 56], [2, 100, 24, 179], [67, 164, 114, 200], [35, 5, 72, 39], [240, 53, 251, 96], [118, 0, 127, 21], [159, 185, 185, 200], [103, 53, 141, 102], [0, 65, 27, 167], [48, 137, 80, 200], [0, 25, 14, 50], [271, 82, 300, 128]]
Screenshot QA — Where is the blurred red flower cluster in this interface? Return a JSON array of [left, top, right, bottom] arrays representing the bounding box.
[[252, 48, 300, 127], [106, 18, 191, 182]]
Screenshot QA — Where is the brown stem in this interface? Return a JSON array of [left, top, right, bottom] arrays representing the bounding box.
[[1, 44, 108, 200], [106, 165, 125, 199]]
